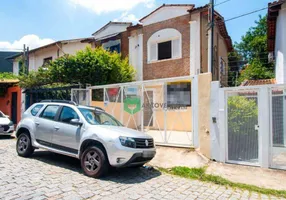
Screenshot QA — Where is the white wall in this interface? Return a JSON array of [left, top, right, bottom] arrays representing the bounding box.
[[13, 61, 18, 75], [275, 3, 286, 84], [31, 46, 58, 71], [189, 13, 201, 76], [60, 42, 89, 56], [141, 6, 193, 26], [93, 24, 130, 39], [129, 34, 143, 81]]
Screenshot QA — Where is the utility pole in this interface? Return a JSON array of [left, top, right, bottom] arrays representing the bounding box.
[[23, 44, 29, 74], [210, 0, 215, 78], [26, 46, 29, 74]]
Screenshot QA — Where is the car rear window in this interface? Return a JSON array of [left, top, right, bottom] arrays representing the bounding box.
[[31, 104, 44, 116]]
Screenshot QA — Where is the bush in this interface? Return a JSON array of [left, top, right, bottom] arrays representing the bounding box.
[[19, 46, 135, 88]]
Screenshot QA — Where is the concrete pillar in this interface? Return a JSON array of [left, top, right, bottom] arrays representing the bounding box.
[[210, 81, 220, 161], [197, 73, 212, 158]]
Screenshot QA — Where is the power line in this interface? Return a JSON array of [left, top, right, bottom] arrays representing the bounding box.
[[223, 7, 268, 22], [214, 0, 232, 7]]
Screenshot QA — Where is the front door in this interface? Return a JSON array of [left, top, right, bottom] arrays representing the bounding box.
[[11, 92, 17, 124], [34, 105, 60, 145], [52, 106, 81, 153]]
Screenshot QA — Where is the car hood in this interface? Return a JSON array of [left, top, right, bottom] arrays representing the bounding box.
[[91, 125, 152, 139], [0, 117, 10, 125]]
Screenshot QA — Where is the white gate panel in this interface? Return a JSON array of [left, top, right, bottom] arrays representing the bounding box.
[[270, 86, 286, 170], [88, 76, 195, 147], [71, 89, 90, 106], [226, 90, 260, 166]]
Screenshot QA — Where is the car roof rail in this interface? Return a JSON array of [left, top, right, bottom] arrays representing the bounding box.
[[40, 100, 77, 106], [83, 105, 105, 111], [95, 106, 105, 111]]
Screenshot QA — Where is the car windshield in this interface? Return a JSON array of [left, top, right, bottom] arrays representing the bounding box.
[[0, 111, 4, 118], [79, 108, 122, 126]]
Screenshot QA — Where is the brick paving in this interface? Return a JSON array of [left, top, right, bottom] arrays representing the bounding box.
[[0, 137, 284, 200]]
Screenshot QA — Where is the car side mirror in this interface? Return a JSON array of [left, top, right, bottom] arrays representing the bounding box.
[[70, 119, 83, 126]]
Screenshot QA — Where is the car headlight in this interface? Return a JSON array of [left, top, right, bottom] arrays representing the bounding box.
[[8, 121, 14, 126], [119, 136, 136, 148]]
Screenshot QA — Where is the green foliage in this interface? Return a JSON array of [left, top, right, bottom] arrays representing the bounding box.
[[238, 59, 274, 84], [227, 96, 258, 134], [235, 15, 268, 61], [229, 15, 274, 85], [160, 166, 286, 198], [0, 72, 18, 80], [19, 46, 135, 88], [18, 68, 52, 88]]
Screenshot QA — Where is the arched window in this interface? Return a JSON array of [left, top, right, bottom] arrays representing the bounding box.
[[147, 28, 182, 63]]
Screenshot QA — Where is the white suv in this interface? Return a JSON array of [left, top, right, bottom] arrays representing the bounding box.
[[15, 100, 156, 177]]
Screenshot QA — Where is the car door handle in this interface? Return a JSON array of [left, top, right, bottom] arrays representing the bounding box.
[[35, 122, 40, 126], [54, 126, 60, 130]]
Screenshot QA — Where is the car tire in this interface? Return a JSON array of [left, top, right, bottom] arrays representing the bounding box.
[[81, 146, 108, 178], [16, 132, 34, 157]]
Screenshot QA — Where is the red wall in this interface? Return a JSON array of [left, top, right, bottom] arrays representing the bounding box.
[[0, 86, 21, 124]]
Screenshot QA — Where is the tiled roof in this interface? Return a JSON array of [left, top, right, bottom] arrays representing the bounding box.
[[0, 79, 19, 84], [267, 0, 285, 52], [241, 79, 276, 86]]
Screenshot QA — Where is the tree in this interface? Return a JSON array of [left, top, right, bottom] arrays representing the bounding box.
[[19, 46, 135, 88], [230, 15, 274, 85]]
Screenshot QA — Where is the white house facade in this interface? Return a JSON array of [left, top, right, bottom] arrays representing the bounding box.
[[268, 0, 286, 84]]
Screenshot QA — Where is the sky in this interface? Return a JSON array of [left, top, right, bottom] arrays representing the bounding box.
[[0, 0, 271, 51]]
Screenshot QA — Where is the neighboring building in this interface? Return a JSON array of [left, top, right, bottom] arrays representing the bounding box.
[[10, 38, 92, 75], [7, 38, 92, 116], [82, 21, 133, 76], [268, 0, 286, 84], [0, 51, 21, 124], [0, 51, 19, 72]]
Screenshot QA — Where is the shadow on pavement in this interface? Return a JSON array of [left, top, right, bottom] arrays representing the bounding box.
[[0, 135, 15, 140], [30, 150, 161, 184]]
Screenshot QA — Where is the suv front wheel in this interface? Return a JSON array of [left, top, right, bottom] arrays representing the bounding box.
[[16, 132, 35, 157], [81, 146, 108, 178]]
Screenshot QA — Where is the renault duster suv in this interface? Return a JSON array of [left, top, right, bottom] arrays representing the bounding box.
[[15, 100, 156, 177]]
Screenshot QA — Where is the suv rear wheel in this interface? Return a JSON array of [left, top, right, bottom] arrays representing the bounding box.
[[81, 146, 108, 178], [16, 132, 34, 157]]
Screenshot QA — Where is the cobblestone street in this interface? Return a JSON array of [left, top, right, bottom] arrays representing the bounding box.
[[0, 137, 283, 200]]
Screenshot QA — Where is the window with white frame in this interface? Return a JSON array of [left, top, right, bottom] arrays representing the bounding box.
[[148, 28, 182, 63]]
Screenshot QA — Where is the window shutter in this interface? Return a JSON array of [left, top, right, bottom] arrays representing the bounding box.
[[172, 38, 181, 58], [149, 43, 157, 62]]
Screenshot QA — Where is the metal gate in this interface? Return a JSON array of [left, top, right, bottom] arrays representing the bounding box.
[[270, 86, 286, 170], [87, 76, 195, 147], [24, 85, 80, 109], [71, 88, 91, 106], [226, 89, 259, 166], [214, 84, 286, 170]]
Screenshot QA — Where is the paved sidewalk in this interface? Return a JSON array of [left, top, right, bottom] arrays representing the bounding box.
[[0, 137, 284, 200]]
